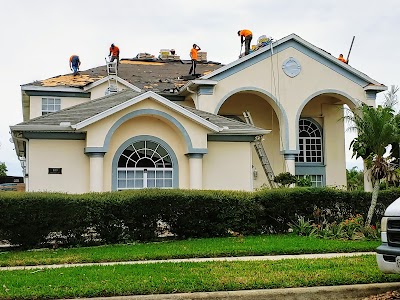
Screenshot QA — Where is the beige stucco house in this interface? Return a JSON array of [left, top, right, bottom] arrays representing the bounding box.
[[11, 34, 386, 193]]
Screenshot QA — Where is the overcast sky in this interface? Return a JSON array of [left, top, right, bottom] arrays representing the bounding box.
[[0, 0, 399, 176]]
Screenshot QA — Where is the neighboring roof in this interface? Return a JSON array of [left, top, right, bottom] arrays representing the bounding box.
[[11, 89, 268, 136], [22, 60, 223, 93], [199, 33, 385, 90]]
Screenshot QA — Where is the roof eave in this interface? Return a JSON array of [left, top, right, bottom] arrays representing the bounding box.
[[21, 85, 84, 93], [10, 125, 75, 132], [364, 85, 388, 92]]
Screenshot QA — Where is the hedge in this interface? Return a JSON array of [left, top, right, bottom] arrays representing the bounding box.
[[0, 187, 399, 248]]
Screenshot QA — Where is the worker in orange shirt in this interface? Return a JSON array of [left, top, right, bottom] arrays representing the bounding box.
[[108, 43, 120, 68], [69, 55, 81, 75], [338, 54, 348, 64], [238, 29, 253, 56], [189, 44, 201, 75]]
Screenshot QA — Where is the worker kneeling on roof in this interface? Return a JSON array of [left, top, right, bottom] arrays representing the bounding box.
[[338, 53, 348, 64], [238, 29, 253, 56]]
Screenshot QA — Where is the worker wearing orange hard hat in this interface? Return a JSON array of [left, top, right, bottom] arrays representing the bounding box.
[[338, 53, 348, 64], [238, 29, 253, 56]]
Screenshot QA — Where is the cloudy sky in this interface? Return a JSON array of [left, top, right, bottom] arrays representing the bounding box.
[[0, 0, 399, 176]]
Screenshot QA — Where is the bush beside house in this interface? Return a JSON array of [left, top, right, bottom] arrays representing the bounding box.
[[0, 188, 399, 248]]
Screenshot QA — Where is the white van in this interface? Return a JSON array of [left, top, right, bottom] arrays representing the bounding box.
[[377, 197, 400, 273]]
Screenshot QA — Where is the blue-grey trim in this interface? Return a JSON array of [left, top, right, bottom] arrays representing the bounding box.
[[23, 132, 86, 140], [186, 153, 204, 159], [281, 149, 300, 155], [24, 91, 91, 98], [295, 89, 355, 151], [86, 152, 105, 158], [198, 86, 214, 95], [284, 154, 297, 160], [188, 148, 208, 154], [111, 135, 179, 190], [208, 40, 369, 87], [295, 164, 326, 186], [366, 90, 377, 101], [214, 86, 289, 149], [85, 147, 107, 154], [207, 135, 256, 142], [103, 109, 195, 153]]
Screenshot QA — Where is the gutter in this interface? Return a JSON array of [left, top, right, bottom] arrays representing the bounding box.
[[11, 132, 29, 191]]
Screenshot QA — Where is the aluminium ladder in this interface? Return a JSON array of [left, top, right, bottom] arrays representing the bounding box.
[[243, 111, 276, 188], [105, 58, 119, 94]]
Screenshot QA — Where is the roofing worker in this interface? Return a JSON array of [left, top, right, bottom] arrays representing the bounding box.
[[238, 29, 253, 56], [338, 53, 348, 64], [69, 55, 81, 76], [189, 44, 201, 75], [109, 43, 120, 68]]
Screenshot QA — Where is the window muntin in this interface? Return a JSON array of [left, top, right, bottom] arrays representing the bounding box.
[[117, 140, 173, 190], [42, 97, 61, 115], [295, 119, 323, 163], [296, 175, 324, 187]]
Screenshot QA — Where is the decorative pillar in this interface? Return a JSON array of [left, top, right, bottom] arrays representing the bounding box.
[[87, 152, 105, 192], [187, 153, 204, 189], [284, 154, 296, 175]]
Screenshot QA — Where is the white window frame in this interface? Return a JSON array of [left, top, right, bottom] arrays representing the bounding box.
[[42, 97, 61, 115], [117, 140, 173, 190], [296, 119, 323, 163]]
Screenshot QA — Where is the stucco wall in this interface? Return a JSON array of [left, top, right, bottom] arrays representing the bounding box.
[[85, 98, 210, 150], [28, 140, 89, 193], [203, 141, 253, 191], [217, 93, 284, 189], [103, 116, 190, 190], [88, 81, 132, 100]]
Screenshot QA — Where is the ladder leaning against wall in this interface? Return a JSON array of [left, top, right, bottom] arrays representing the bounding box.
[[105, 58, 119, 95], [243, 111, 277, 188]]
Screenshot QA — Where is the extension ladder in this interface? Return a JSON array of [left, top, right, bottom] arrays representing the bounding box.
[[105, 58, 118, 95], [243, 111, 276, 188]]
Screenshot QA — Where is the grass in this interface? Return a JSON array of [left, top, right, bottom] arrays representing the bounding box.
[[1, 255, 399, 299], [0, 234, 380, 267]]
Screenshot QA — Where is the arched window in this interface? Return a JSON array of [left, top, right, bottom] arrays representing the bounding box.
[[117, 140, 173, 189], [295, 119, 323, 163]]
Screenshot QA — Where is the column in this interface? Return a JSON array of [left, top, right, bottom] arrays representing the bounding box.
[[188, 153, 203, 189], [88, 153, 105, 192], [284, 154, 296, 175]]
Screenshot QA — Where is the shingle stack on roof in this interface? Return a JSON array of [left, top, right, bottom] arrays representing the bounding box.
[[196, 51, 207, 62]]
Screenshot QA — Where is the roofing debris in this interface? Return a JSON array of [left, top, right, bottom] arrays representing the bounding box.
[[26, 56, 223, 93], [41, 74, 104, 87]]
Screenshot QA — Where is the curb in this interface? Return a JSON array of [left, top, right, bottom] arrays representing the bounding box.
[[63, 282, 400, 300]]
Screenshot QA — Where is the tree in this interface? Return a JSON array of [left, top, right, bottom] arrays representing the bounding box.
[[346, 167, 364, 191], [0, 162, 7, 176], [344, 85, 400, 226], [274, 172, 297, 188]]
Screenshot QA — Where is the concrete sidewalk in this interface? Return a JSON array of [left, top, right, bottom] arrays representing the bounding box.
[[1, 251, 375, 271]]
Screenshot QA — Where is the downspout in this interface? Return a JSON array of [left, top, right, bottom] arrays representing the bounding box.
[[11, 132, 29, 191]]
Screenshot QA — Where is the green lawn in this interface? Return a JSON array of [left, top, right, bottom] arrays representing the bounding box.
[[0, 235, 379, 267], [1, 255, 398, 299]]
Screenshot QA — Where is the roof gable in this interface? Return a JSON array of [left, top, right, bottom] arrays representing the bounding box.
[[201, 33, 385, 89]]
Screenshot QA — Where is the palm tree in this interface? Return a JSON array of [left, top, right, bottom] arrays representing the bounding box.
[[344, 85, 399, 227]]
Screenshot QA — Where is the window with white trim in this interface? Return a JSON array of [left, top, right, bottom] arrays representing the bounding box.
[[295, 119, 323, 163], [117, 140, 173, 190], [42, 97, 61, 115], [296, 175, 324, 187]]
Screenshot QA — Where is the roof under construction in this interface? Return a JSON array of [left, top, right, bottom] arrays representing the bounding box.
[[23, 59, 224, 93]]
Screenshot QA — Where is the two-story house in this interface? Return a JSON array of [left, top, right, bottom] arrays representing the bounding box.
[[10, 34, 386, 193]]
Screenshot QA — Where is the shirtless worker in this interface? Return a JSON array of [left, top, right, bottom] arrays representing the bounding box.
[[238, 29, 253, 56]]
